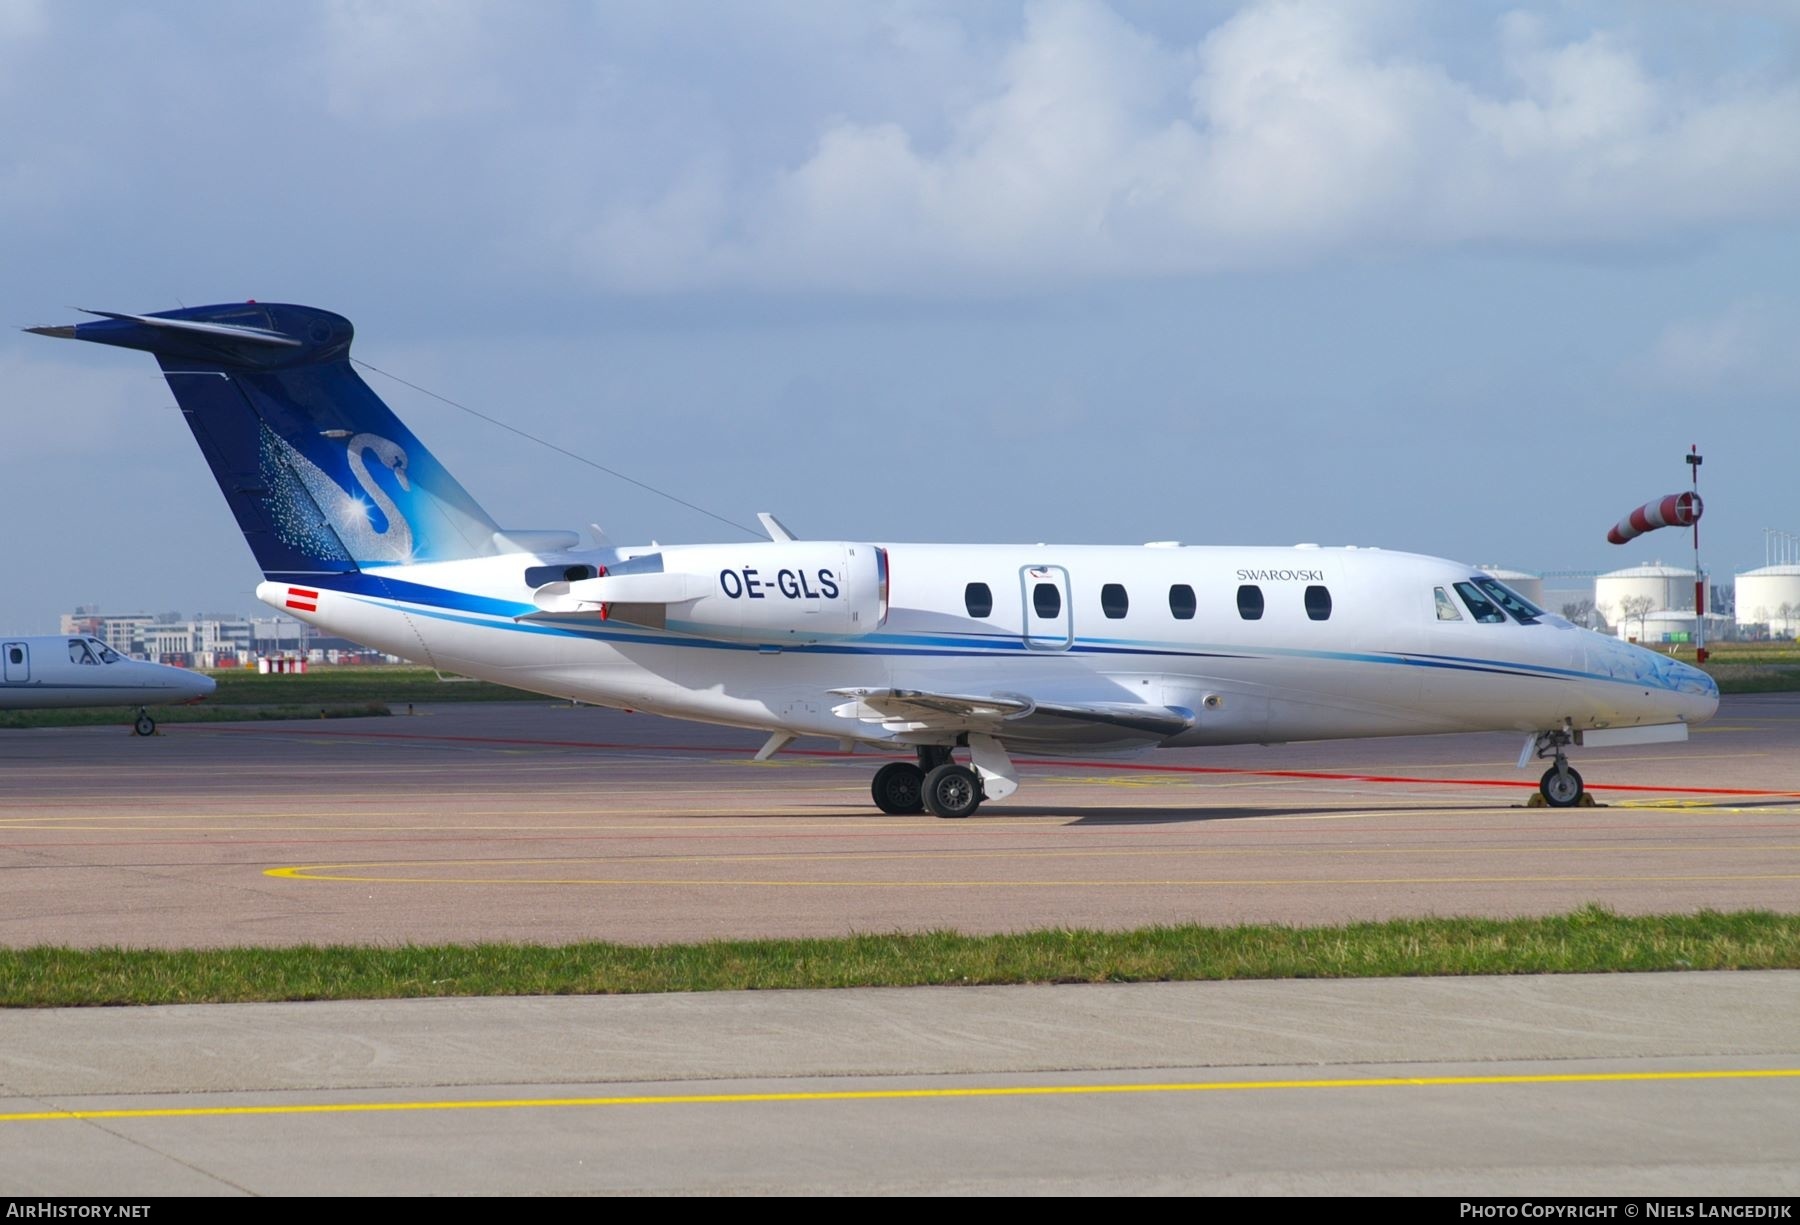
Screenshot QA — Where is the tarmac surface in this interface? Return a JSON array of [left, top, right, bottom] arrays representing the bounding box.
[[1, 695, 1797, 946], [3, 695, 1797, 1195], [3, 973, 1797, 1195]]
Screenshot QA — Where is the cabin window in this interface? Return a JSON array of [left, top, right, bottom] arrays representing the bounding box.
[[1454, 581, 1507, 624], [1032, 583, 1062, 619], [7, 647, 20, 665], [1471, 576, 1543, 625], [1305, 585, 1332, 621], [1434, 587, 1463, 621], [1101, 583, 1129, 619], [964, 582, 993, 618], [1169, 584, 1196, 620], [1236, 584, 1264, 620]]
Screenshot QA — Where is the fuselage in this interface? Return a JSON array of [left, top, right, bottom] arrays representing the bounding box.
[[0, 635, 217, 711], [258, 541, 1717, 753]]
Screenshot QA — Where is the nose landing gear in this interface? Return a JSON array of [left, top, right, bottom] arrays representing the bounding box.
[[1526, 727, 1585, 807]]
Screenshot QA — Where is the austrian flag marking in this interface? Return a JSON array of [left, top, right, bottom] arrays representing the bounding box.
[[285, 586, 319, 613]]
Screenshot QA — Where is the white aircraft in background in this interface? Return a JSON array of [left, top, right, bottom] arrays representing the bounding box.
[[0, 635, 216, 734], [29, 303, 1717, 814]]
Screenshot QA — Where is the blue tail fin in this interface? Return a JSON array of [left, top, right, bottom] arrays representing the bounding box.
[[30, 304, 503, 579]]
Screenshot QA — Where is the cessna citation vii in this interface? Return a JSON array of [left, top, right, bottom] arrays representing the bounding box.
[[1, 635, 215, 734], [30, 303, 1717, 816]]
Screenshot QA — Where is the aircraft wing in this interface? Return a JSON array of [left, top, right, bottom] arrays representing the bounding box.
[[829, 687, 1193, 751]]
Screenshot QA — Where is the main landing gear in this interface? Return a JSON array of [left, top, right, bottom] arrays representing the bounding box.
[[1527, 728, 1585, 808], [870, 741, 1017, 819], [132, 707, 157, 737]]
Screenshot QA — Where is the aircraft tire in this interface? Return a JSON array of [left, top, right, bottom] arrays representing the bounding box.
[[871, 762, 926, 814], [922, 763, 983, 819], [1539, 765, 1583, 807], [133, 713, 156, 737]]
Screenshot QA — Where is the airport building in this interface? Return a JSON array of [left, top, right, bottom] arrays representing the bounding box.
[[61, 606, 312, 667]]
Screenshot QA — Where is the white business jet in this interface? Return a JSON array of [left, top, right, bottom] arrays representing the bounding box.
[[29, 304, 1716, 813], [1, 635, 216, 734]]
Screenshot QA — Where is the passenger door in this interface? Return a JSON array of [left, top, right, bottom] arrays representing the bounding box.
[[3, 642, 28, 684]]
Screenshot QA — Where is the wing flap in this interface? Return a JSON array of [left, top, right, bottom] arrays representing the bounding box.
[[829, 687, 1193, 748]]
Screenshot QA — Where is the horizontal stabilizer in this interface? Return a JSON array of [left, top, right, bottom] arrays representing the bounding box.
[[77, 309, 303, 346]]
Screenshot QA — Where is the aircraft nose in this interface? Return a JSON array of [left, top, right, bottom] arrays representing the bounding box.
[[1671, 660, 1719, 723], [186, 671, 218, 701]]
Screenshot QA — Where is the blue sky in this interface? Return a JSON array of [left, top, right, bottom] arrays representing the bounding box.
[[3, 1, 1797, 627]]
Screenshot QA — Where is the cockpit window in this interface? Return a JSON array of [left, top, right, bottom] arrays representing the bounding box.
[[68, 640, 98, 665], [1452, 582, 1507, 624], [92, 641, 122, 664], [1434, 587, 1463, 621], [1471, 576, 1543, 625]]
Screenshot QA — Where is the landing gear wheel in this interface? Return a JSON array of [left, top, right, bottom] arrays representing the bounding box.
[[871, 762, 926, 814], [133, 710, 156, 737], [1539, 764, 1584, 807], [922, 763, 983, 819]]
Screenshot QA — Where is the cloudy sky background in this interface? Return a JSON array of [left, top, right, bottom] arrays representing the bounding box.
[[3, 0, 1797, 628]]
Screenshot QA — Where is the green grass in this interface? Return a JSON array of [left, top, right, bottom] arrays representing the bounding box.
[[4, 906, 1796, 1008], [1711, 666, 1800, 694]]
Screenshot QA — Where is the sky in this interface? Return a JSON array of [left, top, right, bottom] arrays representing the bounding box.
[[3, 0, 1798, 628]]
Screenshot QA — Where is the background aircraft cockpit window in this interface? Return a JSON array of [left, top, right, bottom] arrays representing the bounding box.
[[1304, 585, 1332, 621], [1471, 576, 1544, 625], [1236, 584, 1264, 620], [92, 642, 122, 664], [1032, 583, 1062, 619], [67, 640, 98, 665], [964, 582, 993, 618], [1453, 582, 1508, 624], [1101, 583, 1129, 619], [1169, 584, 1196, 620], [1435, 587, 1464, 621]]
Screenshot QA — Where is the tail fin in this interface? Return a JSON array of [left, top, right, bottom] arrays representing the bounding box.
[[29, 303, 503, 578]]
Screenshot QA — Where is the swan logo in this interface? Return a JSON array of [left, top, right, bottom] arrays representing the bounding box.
[[262, 426, 418, 564]]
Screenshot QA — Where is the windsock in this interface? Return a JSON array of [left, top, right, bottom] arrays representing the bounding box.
[[1607, 492, 1703, 545]]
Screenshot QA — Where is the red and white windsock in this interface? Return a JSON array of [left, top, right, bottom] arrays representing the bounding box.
[[1607, 492, 1703, 545]]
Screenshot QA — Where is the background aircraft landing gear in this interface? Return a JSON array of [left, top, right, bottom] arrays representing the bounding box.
[[922, 762, 983, 819], [132, 708, 156, 737]]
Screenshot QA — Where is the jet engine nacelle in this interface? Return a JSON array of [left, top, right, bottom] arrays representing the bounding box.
[[532, 542, 888, 645]]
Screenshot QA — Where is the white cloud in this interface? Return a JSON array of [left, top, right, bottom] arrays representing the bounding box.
[[568, 0, 1800, 291]]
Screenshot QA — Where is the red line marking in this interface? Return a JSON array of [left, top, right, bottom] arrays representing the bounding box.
[[285, 600, 317, 612], [176, 725, 1800, 800], [289, 588, 319, 599]]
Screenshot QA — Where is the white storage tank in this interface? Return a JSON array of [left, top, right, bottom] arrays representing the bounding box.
[[1735, 565, 1800, 637], [1596, 564, 1695, 629], [1477, 567, 1545, 608]]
